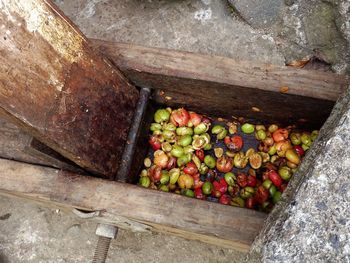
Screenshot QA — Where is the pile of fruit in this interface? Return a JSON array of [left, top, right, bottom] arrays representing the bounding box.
[[138, 107, 318, 212]]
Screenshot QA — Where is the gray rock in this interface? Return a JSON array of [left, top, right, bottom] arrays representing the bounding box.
[[284, 0, 295, 6], [303, 2, 348, 65], [267, 0, 350, 73], [54, 0, 285, 65], [227, 0, 350, 73], [228, 0, 284, 28], [248, 84, 350, 262]]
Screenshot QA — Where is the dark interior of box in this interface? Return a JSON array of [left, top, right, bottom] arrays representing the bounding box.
[[11, 85, 332, 190], [123, 87, 332, 185]]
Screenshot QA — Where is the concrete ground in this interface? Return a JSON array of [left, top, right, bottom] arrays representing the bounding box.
[[0, 195, 245, 263], [1, 0, 349, 262]]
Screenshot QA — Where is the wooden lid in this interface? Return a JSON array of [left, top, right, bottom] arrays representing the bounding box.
[[0, 0, 139, 178]]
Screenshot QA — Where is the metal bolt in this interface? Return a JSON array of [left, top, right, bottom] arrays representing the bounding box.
[[92, 224, 118, 263]]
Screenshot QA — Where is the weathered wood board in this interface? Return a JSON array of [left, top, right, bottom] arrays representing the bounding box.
[[0, 158, 267, 251], [0, 1, 139, 178], [93, 40, 349, 129], [0, 116, 83, 173], [0, 117, 48, 165]]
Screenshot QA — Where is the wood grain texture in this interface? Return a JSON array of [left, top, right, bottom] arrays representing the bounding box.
[[0, 115, 85, 172], [0, 117, 48, 165], [93, 39, 349, 129], [0, 1, 139, 178], [0, 159, 266, 251], [93, 40, 348, 101]]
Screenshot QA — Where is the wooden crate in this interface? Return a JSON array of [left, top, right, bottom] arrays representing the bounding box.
[[0, 0, 349, 253], [1, 40, 348, 250]]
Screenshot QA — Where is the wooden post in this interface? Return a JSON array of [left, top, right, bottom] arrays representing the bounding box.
[[0, 159, 267, 251], [0, 0, 139, 178]]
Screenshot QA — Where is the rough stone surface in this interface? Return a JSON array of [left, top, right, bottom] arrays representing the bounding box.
[[0, 196, 245, 263], [228, 0, 284, 28], [228, 0, 350, 73], [54, 0, 285, 65], [248, 84, 350, 262]]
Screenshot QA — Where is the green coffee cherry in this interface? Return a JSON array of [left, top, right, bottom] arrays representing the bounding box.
[[139, 176, 150, 188], [301, 144, 310, 151], [226, 151, 235, 158], [290, 132, 301, 145], [268, 144, 277, 155], [154, 109, 170, 123], [259, 152, 270, 163], [231, 196, 245, 207], [255, 125, 266, 131], [228, 123, 237, 134], [262, 179, 273, 189], [270, 155, 279, 163], [171, 145, 184, 158], [199, 163, 209, 175], [211, 125, 224, 134], [192, 135, 208, 150], [203, 143, 212, 150], [311, 130, 319, 141], [150, 123, 162, 132], [192, 155, 201, 169], [183, 145, 194, 154], [140, 169, 148, 177], [177, 153, 192, 167], [163, 123, 176, 131], [217, 129, 227, 140], [176, 127, 193, 136], [182, 189, 195, 198], [160, 171, 170, 184], [240, 186, 255, 199], [272, 191, 282, 204], [269, 185, 277, 196], [152, 130, 162, 136], [301, 133, 312, 146], [214, 147, 224, 158], [256, 129, 266, 140], [143, 158, 152, 168], [163, 130, 175, 141], [204, 155, 216, 169], [178, 135, 192, 147], [194, 123, 208, 135], [279, 166, 292, 181], [241, 123, 255, 134], [169, 168, 180, 184], [202, 181, 213, 195], [268, 124, 278, 133], [224, 172, 236, 186], [159, 185, 169, 192], [161, 142, 172, 152], [211, 125, 227, 140]]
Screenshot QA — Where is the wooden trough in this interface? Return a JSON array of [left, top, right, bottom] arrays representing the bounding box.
[[0, 0, 349, 252]]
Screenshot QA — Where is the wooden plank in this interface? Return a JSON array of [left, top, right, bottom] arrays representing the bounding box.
[[93, 40, 349, 129], [0, 117, 48, 165], [0, 116, 84, 173], [93, 40, 348, 101], [0, 1, 139, 178], [0, 158, 267, 251]]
